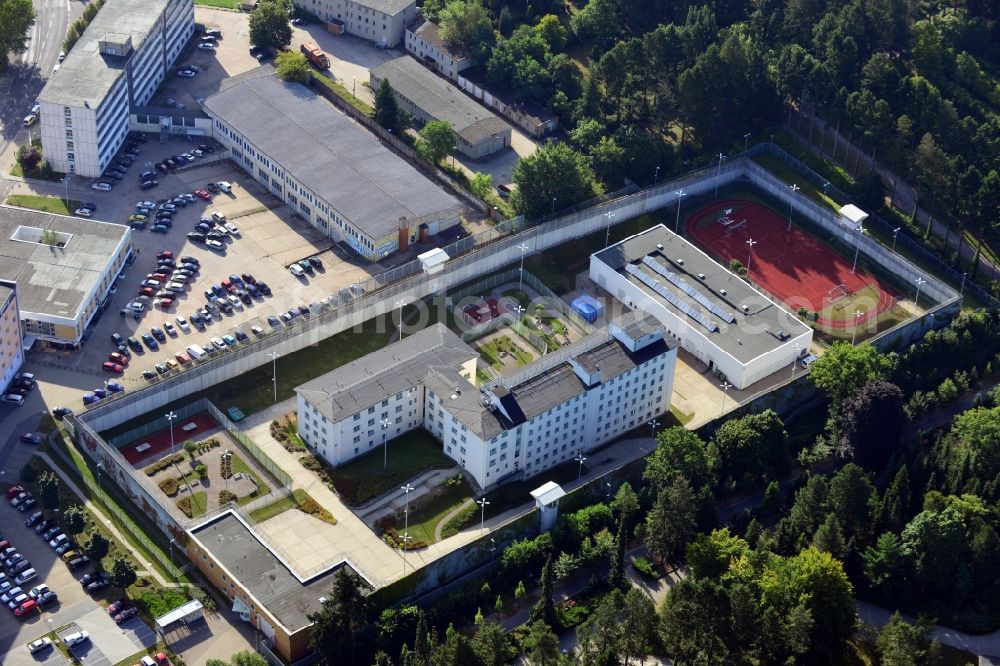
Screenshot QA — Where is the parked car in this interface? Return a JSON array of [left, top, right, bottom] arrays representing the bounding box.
[[67, 555, 90, 569], [19, 433, 41, 445], [63, 630, 90, 647], [102, 362, 124, 373]]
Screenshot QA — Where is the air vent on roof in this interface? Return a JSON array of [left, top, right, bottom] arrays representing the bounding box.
[[697, 273, 705, 280], [676, 259, 684, 265], [741, 304, 749, 313], [720, 289, 727, 295], [319, 596, 327, 604], [656, 243, 664, 250]]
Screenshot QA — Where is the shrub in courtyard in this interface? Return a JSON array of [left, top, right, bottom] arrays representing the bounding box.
[[158, 477, 180, 497], [219, 490, 238, 504]]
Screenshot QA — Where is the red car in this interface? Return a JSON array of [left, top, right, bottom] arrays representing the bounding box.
[[156, 250, 173, 260], [114, 607, 138, 624], [193, 189, 211, 201], [155, 298, 174, 309], [102, 362, 124, 373], [138, 287, 154, 298], [109, 352, 128, 365], [147, 274, 166, 283], [14, 599, 37, 617], [5, 485, 24, 499]]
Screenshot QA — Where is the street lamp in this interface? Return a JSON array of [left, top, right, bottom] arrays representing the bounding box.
[[477, 496, 490, 531], [745, 238, 757, 280], [490, 537, 496, 565], [517, 243, 529, 293], [605, 481, 612, 498], [96, 463, 103, 502], [914, 277, 926, 308], [851, 224, 864, 273], [574, 452, 586, 479], [654, 165, 660, 184], [269, 351, 279, 403], [169, 538, 177, 579], [63, 174, 72, 211], [791, 343, 802, 378], [551, 196, 556, 214], [852, 310, 864, 345], [787, 184, 800, 232], [381, 418, 390, 470], [604, 211, 615, 247], [166, 411, 177, 456], [395, 299, 406, 342], [743, 132, 751, 152], [673, 190, 686, 234], [720, 381, 732, 416], [891, 227, 901, 252], [649, 418, 660, 440], [714, 153, 726, 198], [352, 76, 356, 96], [401, 483, 414, 541]]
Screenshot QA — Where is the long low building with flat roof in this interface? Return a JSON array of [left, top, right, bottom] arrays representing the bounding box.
[[590, 224, 812, 389], [370, 55, 511, 159], [187, 511, 366, 663], [0, 206, 132, 349], [203, 70, 462, 260]]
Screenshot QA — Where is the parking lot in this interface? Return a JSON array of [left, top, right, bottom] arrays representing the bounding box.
[[0, 491, 101, 664], [12, 146, 377, 397]]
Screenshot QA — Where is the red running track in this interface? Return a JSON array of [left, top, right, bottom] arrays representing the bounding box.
[[120, 412, 218, 466], [686, 200, 893, 328]]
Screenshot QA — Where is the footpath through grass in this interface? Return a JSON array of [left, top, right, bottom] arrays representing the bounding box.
[[7, 193, 78, 215], [403, 481, 474, 545], [330, 429, 455, 505]]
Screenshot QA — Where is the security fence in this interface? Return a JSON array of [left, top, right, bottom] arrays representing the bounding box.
[[47, 434, 186, 579], [205, 399, 293, 489]]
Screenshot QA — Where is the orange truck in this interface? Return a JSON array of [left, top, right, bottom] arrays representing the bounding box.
[[300, 41, 329, 69]]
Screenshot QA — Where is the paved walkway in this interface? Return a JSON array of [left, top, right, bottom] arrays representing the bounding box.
[[355, 466, 462, 525]]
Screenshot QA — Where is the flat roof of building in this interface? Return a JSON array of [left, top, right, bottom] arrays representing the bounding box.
[[594, 226, 810, 363], [0, 206, 129, 320], [189, 513, 350, 633], [352, 0, 414, 17], [407, 20, 468, 61], [0, 283, 15, 309], [371, 56, 509, 145], [202, 71, 460, 241], [38, 0, 170, 108], [297, 324, 476, 423]]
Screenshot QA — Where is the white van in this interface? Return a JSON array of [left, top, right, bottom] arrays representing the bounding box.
[[211, 211, 226, 223], [187, 344, 207, 360], [15, 569, 37, 586], [1, 394, 24, 406]]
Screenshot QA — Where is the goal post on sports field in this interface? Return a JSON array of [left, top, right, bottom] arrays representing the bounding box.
[[823, 283, 849, 306]]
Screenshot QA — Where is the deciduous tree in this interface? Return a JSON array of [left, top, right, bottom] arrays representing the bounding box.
[[645, 476, 696, 562], [109, 556, 137, 592], [275, 51, 310, 83], [248, 0, 292, 51], [511, 142, 598, 219], [417, 120, 456, 165]]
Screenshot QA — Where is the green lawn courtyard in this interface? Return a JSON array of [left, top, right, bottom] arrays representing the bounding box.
[[330, 429, 455, 505]]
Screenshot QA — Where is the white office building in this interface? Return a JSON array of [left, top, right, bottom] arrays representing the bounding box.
[[296, 313, 676, 488], [295, 0, 417, 47], [37, 0, 195, 177], [590, 224, 813, 389]]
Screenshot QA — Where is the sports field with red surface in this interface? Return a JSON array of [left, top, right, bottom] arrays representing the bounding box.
[[686, 200, 894, 329], [120, 412, 218, 466]]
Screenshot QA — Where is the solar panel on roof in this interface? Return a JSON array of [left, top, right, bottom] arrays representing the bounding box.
[[625, 264, 718, 333], [642, 256, 736, 323]]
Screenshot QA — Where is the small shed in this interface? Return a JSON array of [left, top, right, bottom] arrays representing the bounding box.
[[418, 248, 449, 275], [155, 599, 204, 637], [838, 204, 869, 228]]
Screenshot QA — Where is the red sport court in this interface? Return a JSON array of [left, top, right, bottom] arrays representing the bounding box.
[[686, 200, 893, 328], [119, 411, 218, 466]]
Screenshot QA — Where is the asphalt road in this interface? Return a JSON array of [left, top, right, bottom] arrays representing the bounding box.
[[0, 0, 81, 181]]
